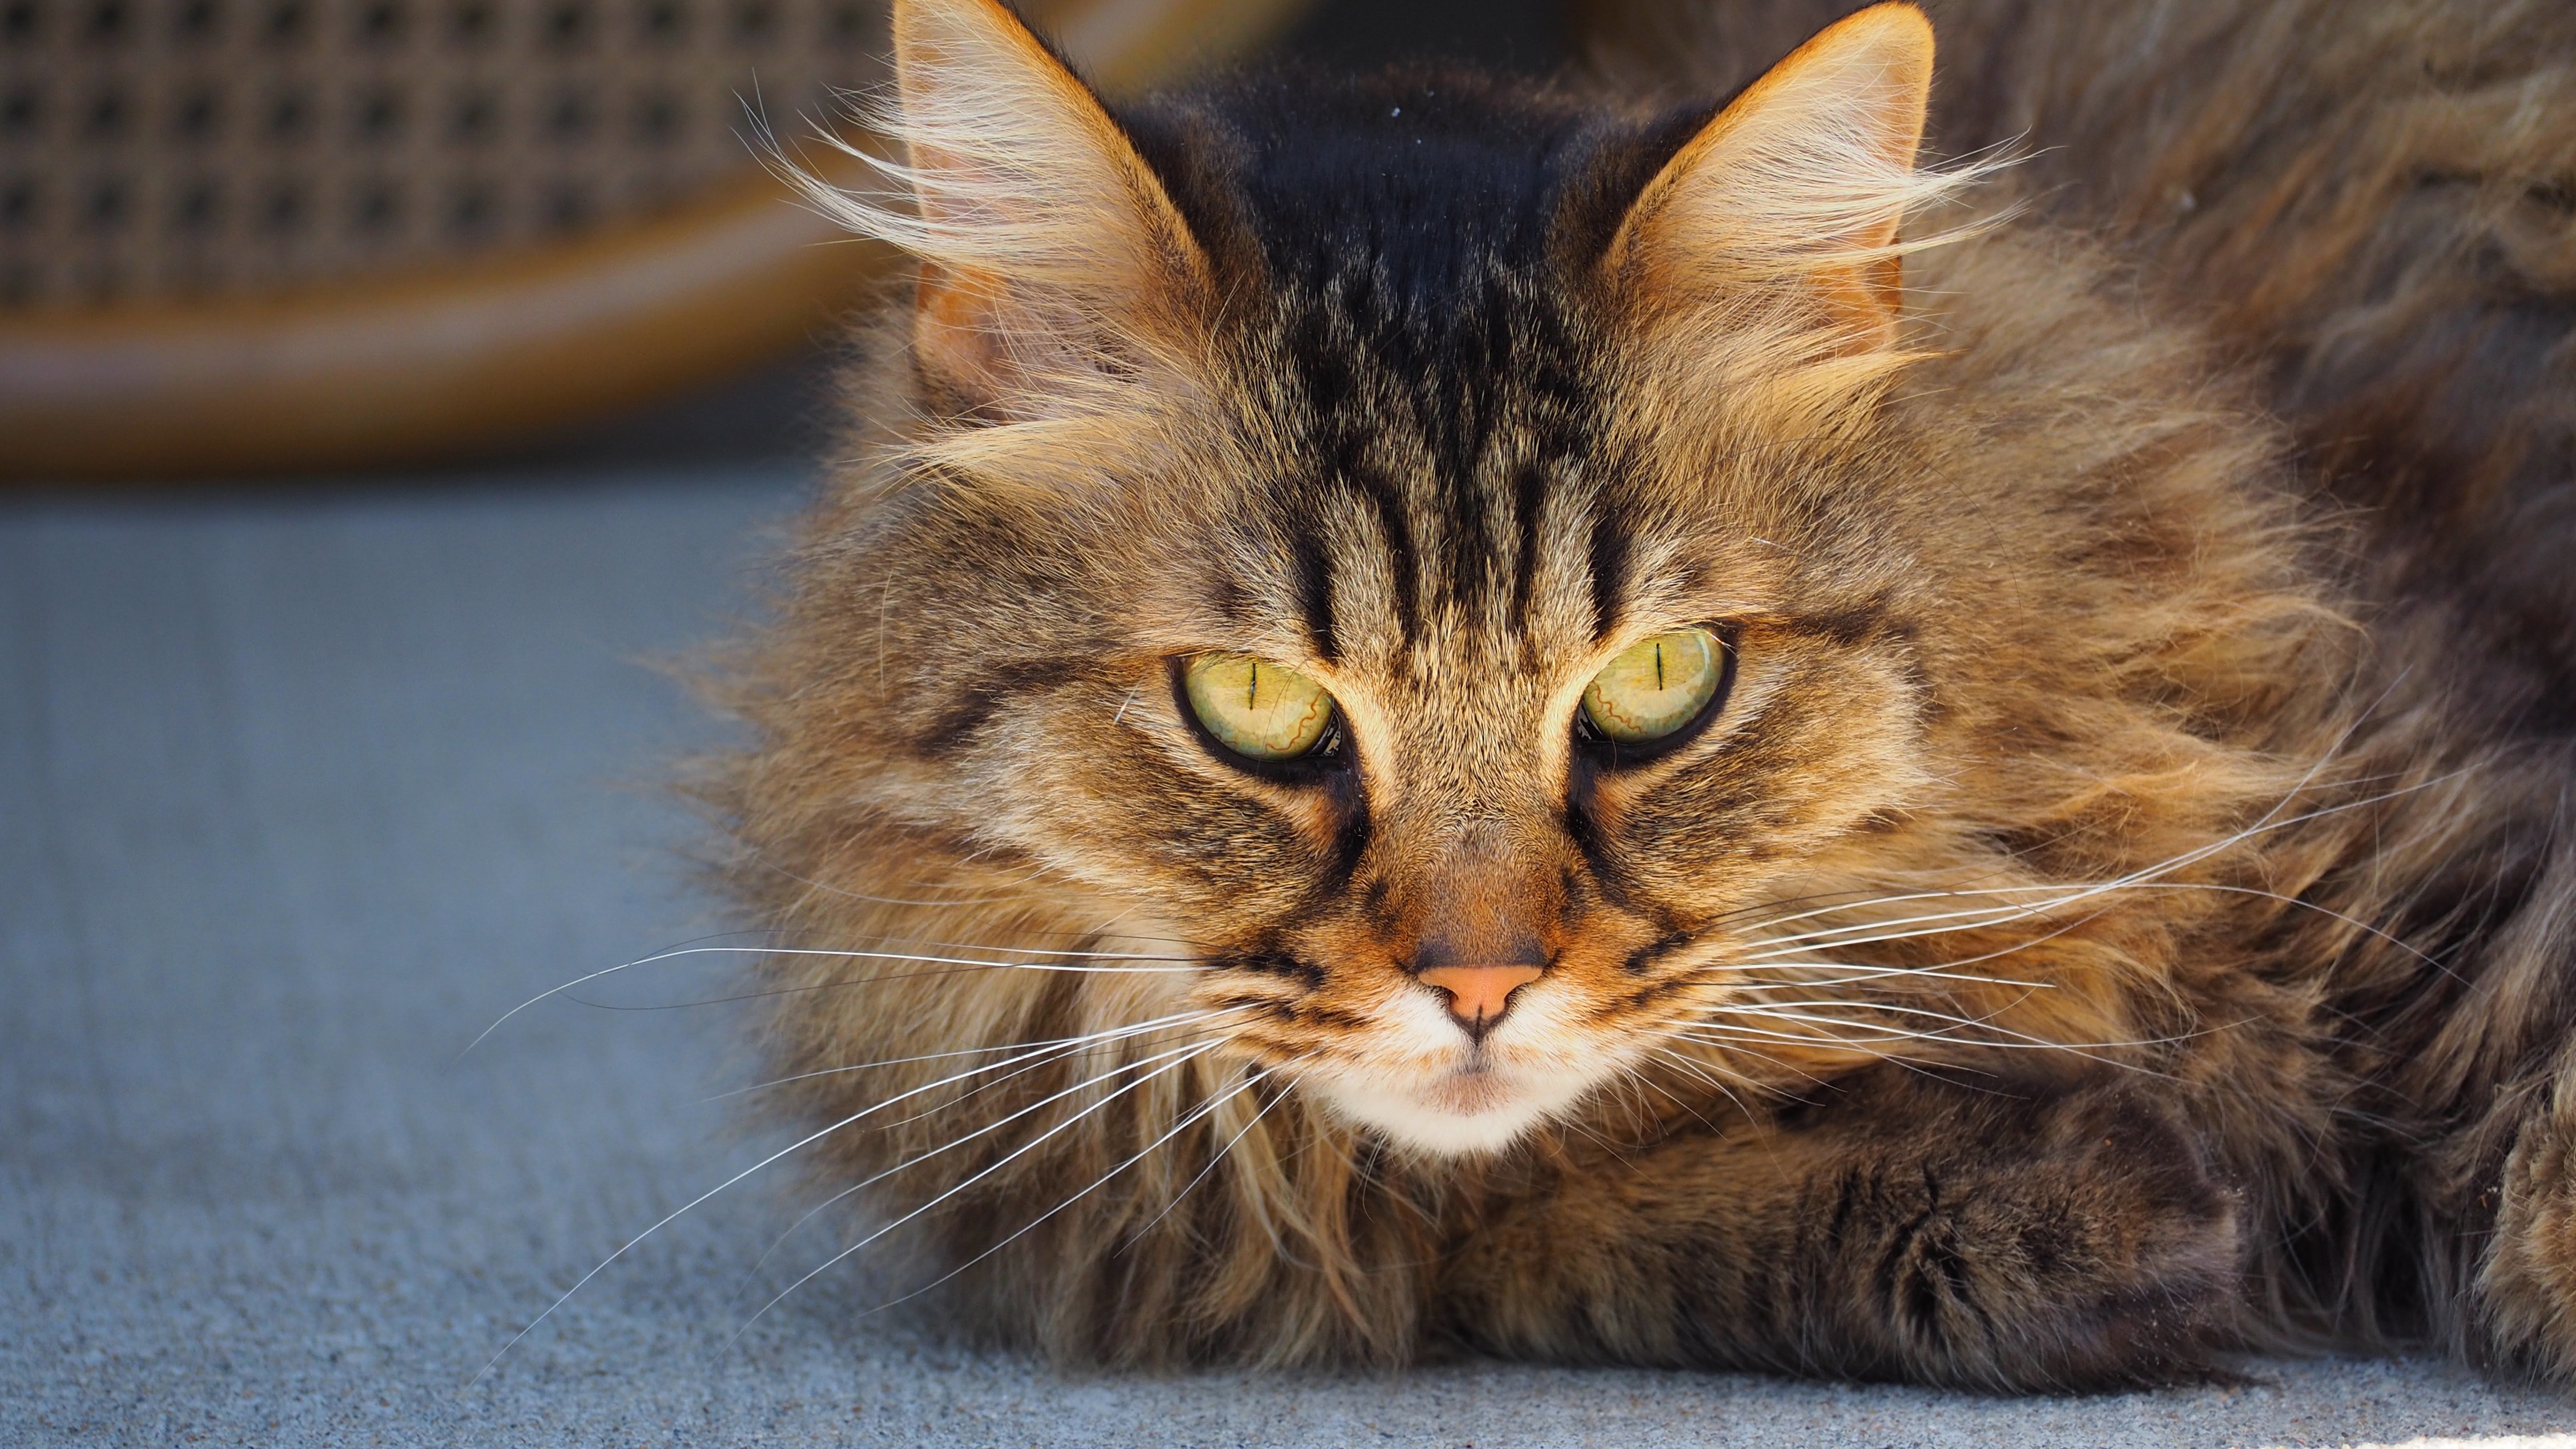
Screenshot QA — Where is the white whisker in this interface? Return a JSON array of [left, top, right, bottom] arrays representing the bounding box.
[[732, 1038, 1236, 1335], [471, 1017, 1237, 1381], [877, 1018, 1245, 1130], [1710, 770, 2462, 985], [1641, 1028, 1833, 1086], [1709, 997, 2066, 1045], [1675, 1009, 2192, 1076], [741, 844, 1067, 909], [1646, 1045, 1772, 1126], [710, 1007, 1239, 1101], [1720, 961, 2051, 989], [1713, 999, 2057, 1043], [1739, 892, 2105, 953], [464, 944, 1206, 1057], [660, 944, 1205, 969], [1121, 1057, 1307, 1251], [872, 1059, 1297, 1315], [743, 1015, 1247, 1275]]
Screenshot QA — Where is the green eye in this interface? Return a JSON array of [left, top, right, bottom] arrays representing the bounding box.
[[1184, 654, 1337, 761], [1581, 627, 1728, 744]]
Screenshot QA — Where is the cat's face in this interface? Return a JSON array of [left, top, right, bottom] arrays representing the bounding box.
[[790, 0, 2074, 1156], [1144, 488, 1937, 1154], [882, 290, 1949, 1155]]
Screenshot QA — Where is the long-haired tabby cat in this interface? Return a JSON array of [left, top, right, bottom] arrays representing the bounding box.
[[705, 0, 2576, 1389]]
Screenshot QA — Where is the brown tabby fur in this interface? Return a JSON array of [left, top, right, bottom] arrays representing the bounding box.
[[703, 0, 2576, 1388]]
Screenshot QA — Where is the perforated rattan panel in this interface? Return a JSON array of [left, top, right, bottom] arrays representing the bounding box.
[[0, 0, 886, 308]]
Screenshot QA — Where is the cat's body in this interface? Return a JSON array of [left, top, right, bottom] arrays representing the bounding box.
[[709, 0, 2576, 1387]]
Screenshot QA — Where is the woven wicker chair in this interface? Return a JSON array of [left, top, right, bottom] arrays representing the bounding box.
[[0, 0, 1308, 478]]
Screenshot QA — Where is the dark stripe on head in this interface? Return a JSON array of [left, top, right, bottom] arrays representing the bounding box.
[[911, 659, 1069, 758], [1599, 978, 1696, 1019], [1206, 570, 1253, 626], [1588, 502, 1630, 643], [1562, 752, 1636, 905], [1792, 601, 1897, 649], [1283, 762, 1374, 919], [1213, 945, 1328, 992], [1346, 468, 1422, 645], [1441, 465, 1491, 618], [1785, 603, 1932, 710], [1290, 526, 1339, 663], [1510, 459, 1548, 635], [1623, 931, 1693, 975], [1361, 874, 1395, 929], [1325, 766, 1372, 890]]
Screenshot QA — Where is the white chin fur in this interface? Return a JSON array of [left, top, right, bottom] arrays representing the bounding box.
[[1309, 1064, 1600, 1157]]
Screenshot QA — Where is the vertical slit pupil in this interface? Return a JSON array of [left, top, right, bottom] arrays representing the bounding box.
[[1246, 662, 1259, 710], [1654, 641, 1665, 689]]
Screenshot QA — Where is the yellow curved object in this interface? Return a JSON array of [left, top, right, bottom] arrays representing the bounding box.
[[0, 0, 1312, 482]]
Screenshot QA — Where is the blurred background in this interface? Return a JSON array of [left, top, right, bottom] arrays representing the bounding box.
[[0, 0, 1579, 485]]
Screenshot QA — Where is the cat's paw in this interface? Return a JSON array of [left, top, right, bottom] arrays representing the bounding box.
[[2478, 1076, 2576, 1379], [1435, 1074, 2243, 1387], [1822, 1080, 2244, 1390]]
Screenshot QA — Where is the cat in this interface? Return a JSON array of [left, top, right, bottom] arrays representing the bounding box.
[[702, 0, 2576, 1388]]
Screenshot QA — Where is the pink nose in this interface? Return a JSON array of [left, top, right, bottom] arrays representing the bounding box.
[[1418, 964, 1545, 1039]]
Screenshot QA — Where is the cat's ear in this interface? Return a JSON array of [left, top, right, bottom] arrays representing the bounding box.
[[866, 0, 1212, 412], [1605, 2, 1935, 350]]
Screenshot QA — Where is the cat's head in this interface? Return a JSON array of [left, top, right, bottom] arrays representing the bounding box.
[[755, 0, 2313, 1157]]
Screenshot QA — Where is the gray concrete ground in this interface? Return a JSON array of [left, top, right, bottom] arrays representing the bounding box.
[[7, 472, 2575, 1447]]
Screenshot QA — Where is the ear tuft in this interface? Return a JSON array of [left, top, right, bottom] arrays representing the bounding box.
[[1608, 2, 1967, 349], [776, 0, 1210, 414]]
